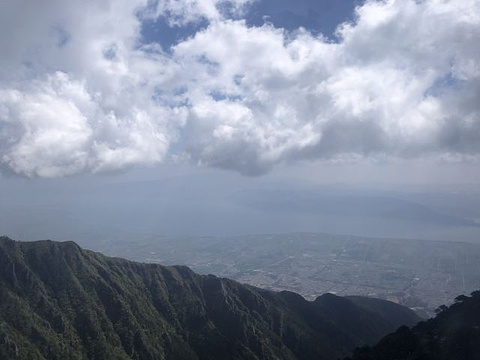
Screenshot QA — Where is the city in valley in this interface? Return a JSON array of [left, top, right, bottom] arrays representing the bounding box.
[[89, 232, 480, 318]]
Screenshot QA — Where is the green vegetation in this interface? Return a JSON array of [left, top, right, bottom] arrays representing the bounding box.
[[0, 236, 420, 359], [346, 291, 480, 360]]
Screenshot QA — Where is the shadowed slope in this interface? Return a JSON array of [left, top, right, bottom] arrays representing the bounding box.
[[347, 291, 480, 360]]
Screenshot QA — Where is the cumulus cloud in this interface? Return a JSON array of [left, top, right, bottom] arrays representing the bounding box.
[[0, 0, 182, 177], [174, 0, 480, 174], [0, 72, 174, 177], [0, 0, 479, 177]]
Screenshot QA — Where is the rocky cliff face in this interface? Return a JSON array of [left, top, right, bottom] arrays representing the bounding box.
[[0, 236, 420, 360]]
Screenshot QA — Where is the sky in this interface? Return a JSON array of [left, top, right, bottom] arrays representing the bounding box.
[[1, 0, 479, 178], [1, 0, 480, 241]]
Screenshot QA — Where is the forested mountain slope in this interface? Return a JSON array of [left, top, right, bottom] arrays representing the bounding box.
[[347, 291, 480, 360], [0, 236, 420, 360]]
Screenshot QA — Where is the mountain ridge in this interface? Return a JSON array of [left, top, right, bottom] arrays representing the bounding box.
[[0, 236, 420, 360]]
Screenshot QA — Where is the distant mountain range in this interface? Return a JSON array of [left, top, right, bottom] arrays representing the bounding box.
[[3, 175, 480, 243], [233, 189, 479, 228], [0, 236, 420, 360]]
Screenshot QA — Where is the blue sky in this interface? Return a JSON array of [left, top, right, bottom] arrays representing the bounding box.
[[243, 0, 361, 36], [142, 0, 362, 49]]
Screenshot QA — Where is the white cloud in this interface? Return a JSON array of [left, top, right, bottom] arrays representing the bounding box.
[[0, 0, 184, 177], [172, 0, 480, 173], [0, 73, 93, 177], [0, 72, 173, 177], [0, 0, 479, 177]]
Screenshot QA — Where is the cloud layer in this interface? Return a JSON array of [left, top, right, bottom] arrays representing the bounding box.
[[0, 0, 479, 177]]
